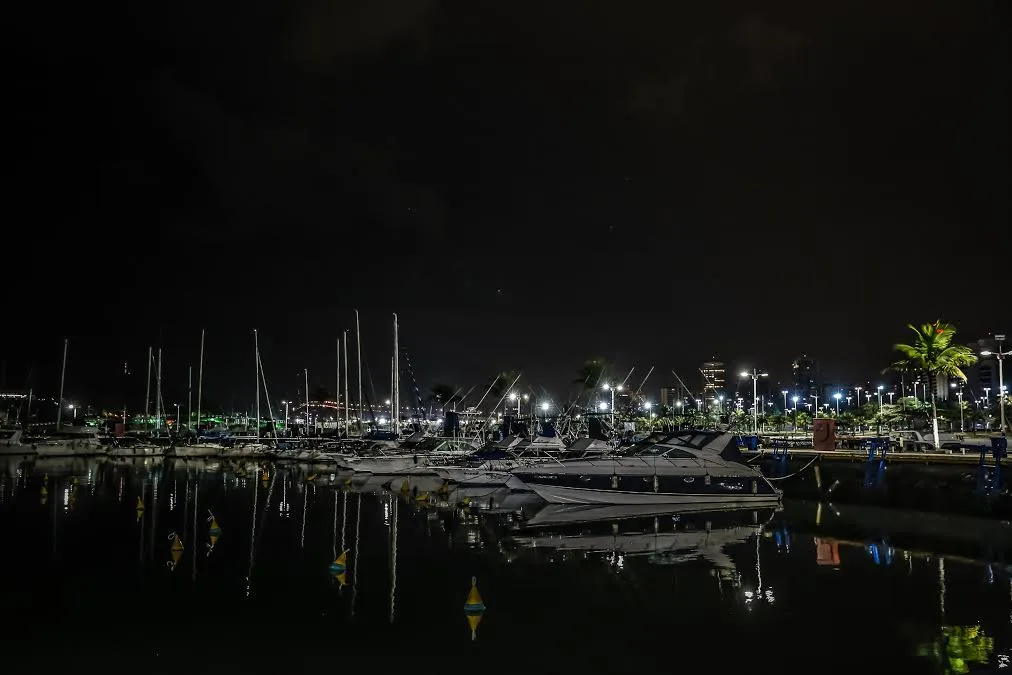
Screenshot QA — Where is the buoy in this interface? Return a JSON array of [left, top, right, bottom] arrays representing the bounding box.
[[136, 497, 144, 509], [167, 532, 184, 570], [415, 491, 430, 503], [329, 550, 348, 587], [463, 576, 486, 641], [207, 512, 222, 555], [399, 479, 410, 494]]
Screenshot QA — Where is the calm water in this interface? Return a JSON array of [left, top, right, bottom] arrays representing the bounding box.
[[1, 456, 1010, 674]]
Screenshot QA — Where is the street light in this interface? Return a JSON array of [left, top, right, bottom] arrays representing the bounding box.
[[781, 390, 789, 412], [602, 383, 623, 427], [833, 392, 841, 416], [540, 401, 550, 413], [281, 400, 289, 435], [740, 369, 768, 436], [855, 386, 863, 409], [876, 385, 884, 434], [950, 383, 964, 433], [981, 334, 1008, 433]]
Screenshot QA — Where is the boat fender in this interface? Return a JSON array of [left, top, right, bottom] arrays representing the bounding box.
[[704, 474, 711, 486], [752, 480, 758, 494], [611, 475, 619, 489], [653, 475, 659, 493], [414, 455, 418, 464]]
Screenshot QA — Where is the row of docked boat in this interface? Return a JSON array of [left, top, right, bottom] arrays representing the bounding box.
[[331, 428, 782, 508], [2, 422, 781, 507]]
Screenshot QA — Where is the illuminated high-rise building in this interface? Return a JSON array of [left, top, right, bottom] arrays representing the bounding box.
[[701, 359, 725, 400]]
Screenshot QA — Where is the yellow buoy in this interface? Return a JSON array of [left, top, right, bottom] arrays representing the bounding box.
[[329, 550, 348, 587], [399, 479, 411, 494], [167, 532, 184, 570], [136, 497, 144, 509], [463, 577, 486, 641], [415, 491, 430, 503], [207, 514, 222, 556]]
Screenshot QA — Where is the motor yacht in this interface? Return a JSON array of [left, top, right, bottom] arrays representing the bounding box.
[[511, 429, 781, 506]]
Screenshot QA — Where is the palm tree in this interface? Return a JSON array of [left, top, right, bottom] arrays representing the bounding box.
[[573, 358, 608, 390], [428, 383, 459, 410], [489, 371, 520, 399], [885, 321, 977, 449]]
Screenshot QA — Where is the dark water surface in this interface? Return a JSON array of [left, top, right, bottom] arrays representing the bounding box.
[[1, 456, 1010, 674]]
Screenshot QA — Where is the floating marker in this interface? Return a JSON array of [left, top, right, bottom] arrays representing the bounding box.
[[463, 577, 486, 641], [167, 532, 184, 570], [400, 479, 411, 494], [136, 497, 144, 509], [415, 491, 430, 503], [207, 512, 222, 556], [329, 551, 348, 587]]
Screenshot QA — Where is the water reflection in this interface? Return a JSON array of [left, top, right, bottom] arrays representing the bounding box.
[[0, 456, 1011, 672]]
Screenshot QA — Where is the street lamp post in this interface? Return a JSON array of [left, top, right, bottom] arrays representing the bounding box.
[[833, 392, 841, 416], [781, 390, 789, 413], [950, 383, 964, 433], [811, 394, 819, 417], [791, 395, 799, 431], [981, 334, 1008, 433], [602, 384, 623, 428], [876, 385, 884, 434], [282, 401, 289, 435], [740, 369, 768, 436], [855, 386, 863, 410]]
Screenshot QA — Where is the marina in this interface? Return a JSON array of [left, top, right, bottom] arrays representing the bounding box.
[[0, 455, 1009, 673]]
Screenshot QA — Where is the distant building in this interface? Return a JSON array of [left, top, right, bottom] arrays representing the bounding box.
[[792, 355, 819, 398], [967, 337, 1000, 401], [660, 383, 690, 410], [700, 359, 725, 401]]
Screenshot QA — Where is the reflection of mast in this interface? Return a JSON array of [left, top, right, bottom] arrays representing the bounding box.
[[351, 492, 361, 616], [301, 480, 308, 549], [246, 476, 258, 597], [332, 490, 338, 559], [150, 475, 158, 560], [390, 496, 398, 623], [139, 482, 147, 562], [938, 558, 946, 617], [191, 482, 199, 582], [341, 491, 347, 552]]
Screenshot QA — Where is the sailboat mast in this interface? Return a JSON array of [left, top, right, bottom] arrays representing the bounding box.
[[187, 366, 192, 432], [254, 329, 260, 440], [304, 367, 310, 436], [343, 330, 350, 433], [355, 309, 363, 434], [56, 338, 68, 430], [392, 313, 399, 435], [195, 329, 205, 437], [340, 335, 344, 433], [144, 346, 152, 434], [156, 348, 163, 431]]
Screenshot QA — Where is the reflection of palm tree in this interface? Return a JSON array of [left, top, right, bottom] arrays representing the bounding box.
[[885, 321, 977, 449]]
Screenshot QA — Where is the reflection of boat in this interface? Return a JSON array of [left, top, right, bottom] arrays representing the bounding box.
[[522, 502, 779, 528], [512, 430, 780, 506], [508, 504, 775, 569]]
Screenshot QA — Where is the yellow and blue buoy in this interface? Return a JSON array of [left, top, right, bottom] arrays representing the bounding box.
[[329, 550, 348, 587], [136, 496, 145, 522], [463, 576, 486, 641], [207, 512, 222, 556], [167, 532, 184, 570]]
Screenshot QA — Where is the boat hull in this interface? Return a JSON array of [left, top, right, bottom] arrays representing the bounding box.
[[523, 482, 783, 506]]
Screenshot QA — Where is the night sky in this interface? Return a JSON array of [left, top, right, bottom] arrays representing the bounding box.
[[5, 1, 1009, 409]]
